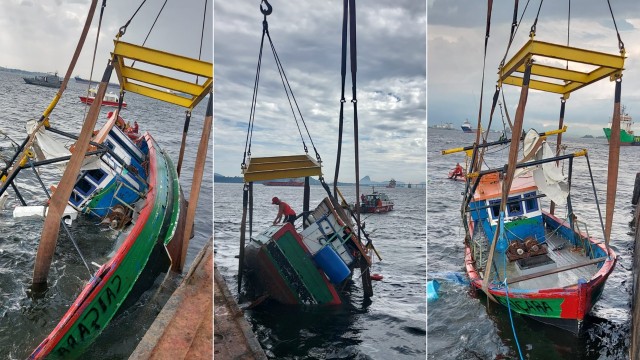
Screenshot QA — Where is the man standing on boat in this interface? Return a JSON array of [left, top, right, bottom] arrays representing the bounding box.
[[450, 163, 464, 179], [272, 197, 296, 226]]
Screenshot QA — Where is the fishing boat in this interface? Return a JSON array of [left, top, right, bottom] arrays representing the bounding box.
[[237, 1, 376, 307], [461, 119, 475, 133], [263, 178, 304, 186], [463, 131, 616, 333], [79, 88, 127, 108], [23, 72, 62, 88], [27, 115, 184, 358], [447, 0, 625, 336], [74, 75, 120, 88], [244, 197, 370, 305], [0, 1, 212, 357], [360, 189, 394, 213], [603, 105, 639, 145]]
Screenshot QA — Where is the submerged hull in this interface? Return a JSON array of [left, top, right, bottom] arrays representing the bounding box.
[[360, 203, 394, 213], [244, 197, 370, 306], [29, 134, 181, 359], [465, 211, 616, 333]]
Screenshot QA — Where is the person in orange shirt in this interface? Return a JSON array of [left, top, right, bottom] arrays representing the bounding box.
[[272, 197, 296, 225]]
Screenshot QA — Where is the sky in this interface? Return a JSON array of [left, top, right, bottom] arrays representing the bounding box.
[[0, 0, 212, 81], [214, 0, 426, 184], [428, 0, 640, 137]]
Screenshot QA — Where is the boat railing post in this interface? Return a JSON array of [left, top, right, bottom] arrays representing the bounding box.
[[303, 177, 310, 229], [238, 183, 249, 292]]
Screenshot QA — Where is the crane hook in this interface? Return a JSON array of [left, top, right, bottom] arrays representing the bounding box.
[[260, 0, 272, 16]]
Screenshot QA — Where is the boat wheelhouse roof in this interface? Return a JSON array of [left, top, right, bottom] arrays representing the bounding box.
[[473, 172, 537, 202]]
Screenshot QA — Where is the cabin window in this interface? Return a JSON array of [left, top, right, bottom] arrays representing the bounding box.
[[86, 168, 107, 184], [69, 191, 84, 206], [105, 141, 115, 150], [75, 177, 96, 196], [489, 199, 501, 219], [507, 196, 523, 217], [523, 192, 539, 212]]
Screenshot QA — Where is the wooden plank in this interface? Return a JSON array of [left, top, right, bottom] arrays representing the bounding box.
[[507, 256, 608, 285]]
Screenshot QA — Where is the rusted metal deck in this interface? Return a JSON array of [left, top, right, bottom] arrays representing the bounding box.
[[129, 238, 215, 359]]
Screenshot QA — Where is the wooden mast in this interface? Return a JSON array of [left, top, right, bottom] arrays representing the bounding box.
[[481, 60, 532, 299], [604, 78, 622, 251], [32, 66, 110, 289], [177, 95, 212, 271]]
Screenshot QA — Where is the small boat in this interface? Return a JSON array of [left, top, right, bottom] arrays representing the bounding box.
[[23, 72, 62, 88], [263, 178, 304, 186], [74, 75, 120, 88], [244, 197, 370, 305], [602, 105, 640, 145], [461, 119, 475, 133], [79, 88, 127, 108], [360, 190, 394, 213], [386, 179, 396, 188]]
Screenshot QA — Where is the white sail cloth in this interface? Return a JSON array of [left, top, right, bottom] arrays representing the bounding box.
[[26, 120, 101, 170], [522, 129, 569, 205]]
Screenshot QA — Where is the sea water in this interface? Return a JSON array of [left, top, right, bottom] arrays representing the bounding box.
[[214, 182, 427, 359]]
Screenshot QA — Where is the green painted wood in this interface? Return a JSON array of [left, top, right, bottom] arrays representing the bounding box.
[[46, 139, 176, 359], [276, 232, 335, 304]]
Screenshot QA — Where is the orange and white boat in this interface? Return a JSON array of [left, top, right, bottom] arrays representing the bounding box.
[[79, 88, 127, 108]]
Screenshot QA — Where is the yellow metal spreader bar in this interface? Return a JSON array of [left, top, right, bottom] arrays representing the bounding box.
[[243, 154, 322, 183], [441, 126, 567, 155], [500, 39, 625, 98], [111, 40, 213, 110]]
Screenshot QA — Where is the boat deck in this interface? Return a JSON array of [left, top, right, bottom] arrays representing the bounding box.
[[489, 228, 602, 291]]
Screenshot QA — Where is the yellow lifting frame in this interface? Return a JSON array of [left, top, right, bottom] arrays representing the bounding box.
[[499, 39, 625, 98], [111, 40, 213, 110], [243, 154, 322, 183]]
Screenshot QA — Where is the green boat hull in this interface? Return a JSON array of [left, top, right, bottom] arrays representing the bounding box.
[[603, 127, 640, 145], [30, 134, 181, 359]]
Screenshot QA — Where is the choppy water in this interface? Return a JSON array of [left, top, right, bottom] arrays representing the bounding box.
[[214, 182, 427, 359], [427, 128, 633, 359], [0, 71, 212, 359]]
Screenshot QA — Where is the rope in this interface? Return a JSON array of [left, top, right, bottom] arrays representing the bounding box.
[[503, 252, 524, 360], [196, 0, 209, 85], [606, 0, 625, 51], [131, 0, 168, 68], [333, 0, 349, 198], [118, 0, 147, 38], [242, 0, 322, 169], [529, 0, 544, 37]]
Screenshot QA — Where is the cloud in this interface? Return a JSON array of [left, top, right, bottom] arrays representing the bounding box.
[[214, 0, 426, 183]]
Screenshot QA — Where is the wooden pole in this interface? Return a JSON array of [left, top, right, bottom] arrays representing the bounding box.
[[238, 185, 249, 291], [178, 95, 212, 270], [481, 60, 532, 300], [605, 78, 622, 250], [32, 65, 111, 289], [303, 177, 310, 229], [176, 110, 191, 177], [631, 198, 640, 359]]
